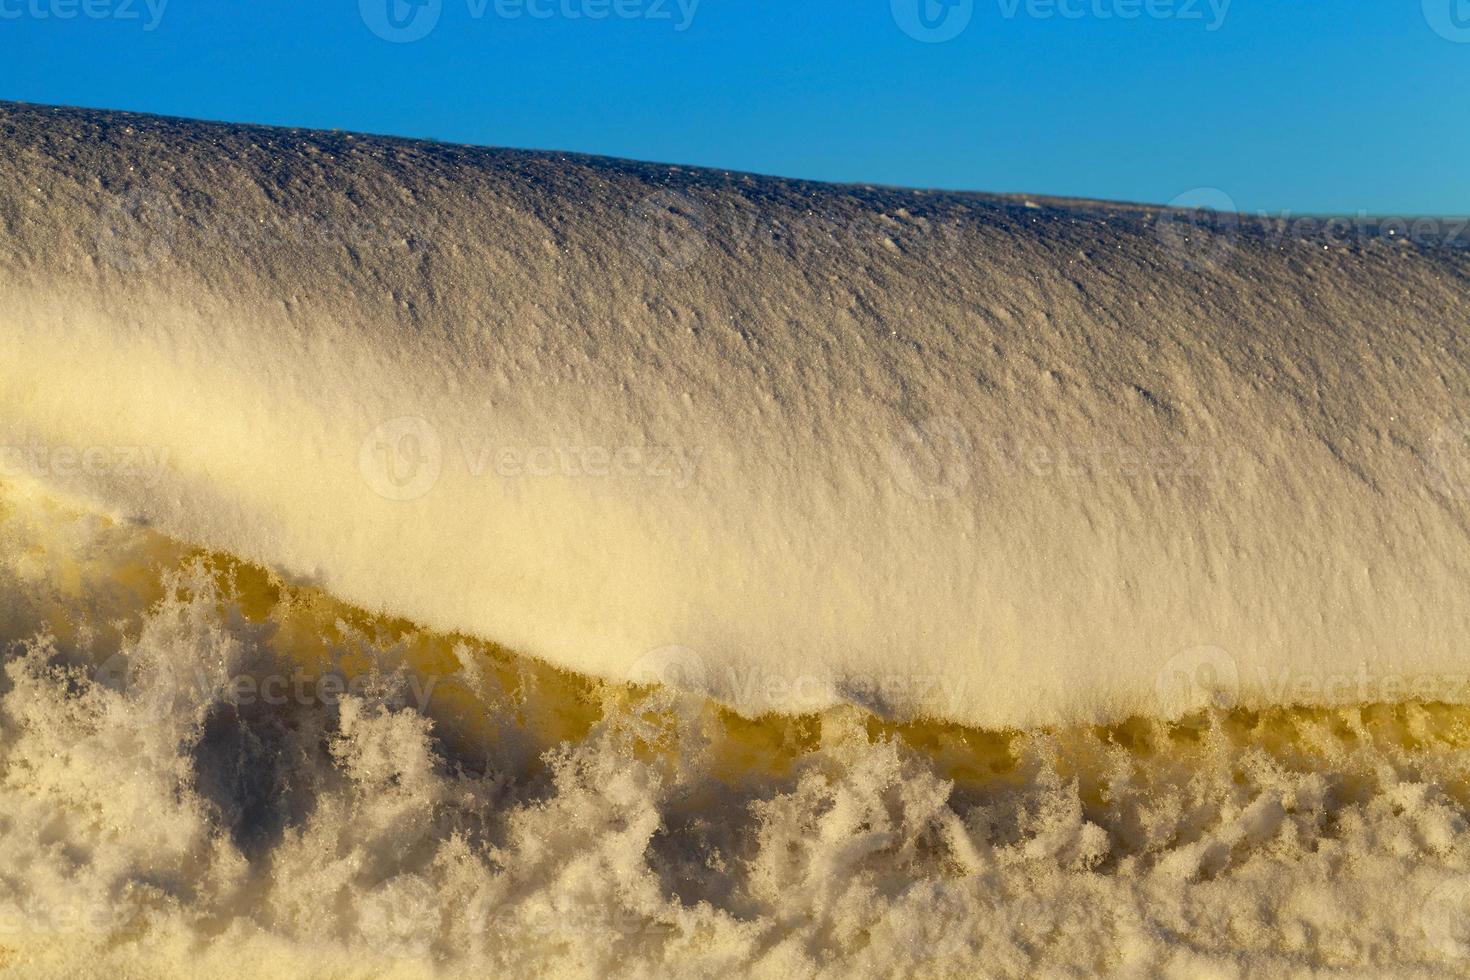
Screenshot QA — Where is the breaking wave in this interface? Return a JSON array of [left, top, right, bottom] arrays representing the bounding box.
[[5, 482, 1470, 978]]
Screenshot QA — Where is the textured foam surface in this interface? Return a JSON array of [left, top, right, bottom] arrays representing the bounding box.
[[3, 102, 1469, 730]]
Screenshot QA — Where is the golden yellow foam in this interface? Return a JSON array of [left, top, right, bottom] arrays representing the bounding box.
[[7, 479, 1470, 810]]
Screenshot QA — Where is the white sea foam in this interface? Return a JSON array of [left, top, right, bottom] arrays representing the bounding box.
[[6, 102, 1470, 976], [5, 104, 1470, 728], [3, 481, 1470, 978]]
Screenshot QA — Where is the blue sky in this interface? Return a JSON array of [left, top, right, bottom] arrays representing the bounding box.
[[0, 0, 1466, 214]]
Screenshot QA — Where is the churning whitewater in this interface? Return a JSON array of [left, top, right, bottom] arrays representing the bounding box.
[[6, 478, 1470, 978], [3, 103, 1470, 977]]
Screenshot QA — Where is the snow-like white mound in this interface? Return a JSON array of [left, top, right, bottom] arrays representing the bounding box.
[[3, 102, 1469, 728]]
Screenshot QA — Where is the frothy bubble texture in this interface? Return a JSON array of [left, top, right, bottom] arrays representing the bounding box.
[[6, 103, 1470, 976], [5, 480, 1470, 977], [4, 104, 1470, 728]]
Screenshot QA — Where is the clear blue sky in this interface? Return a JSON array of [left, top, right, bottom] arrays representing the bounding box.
[[1, 0, 1466, 214]]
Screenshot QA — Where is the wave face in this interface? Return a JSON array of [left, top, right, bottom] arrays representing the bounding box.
[[5, 481, 1470, 978], [4, 104, 1470, 728]]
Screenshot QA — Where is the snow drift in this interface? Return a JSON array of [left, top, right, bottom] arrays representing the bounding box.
[[3, 101, 1470, 728]]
